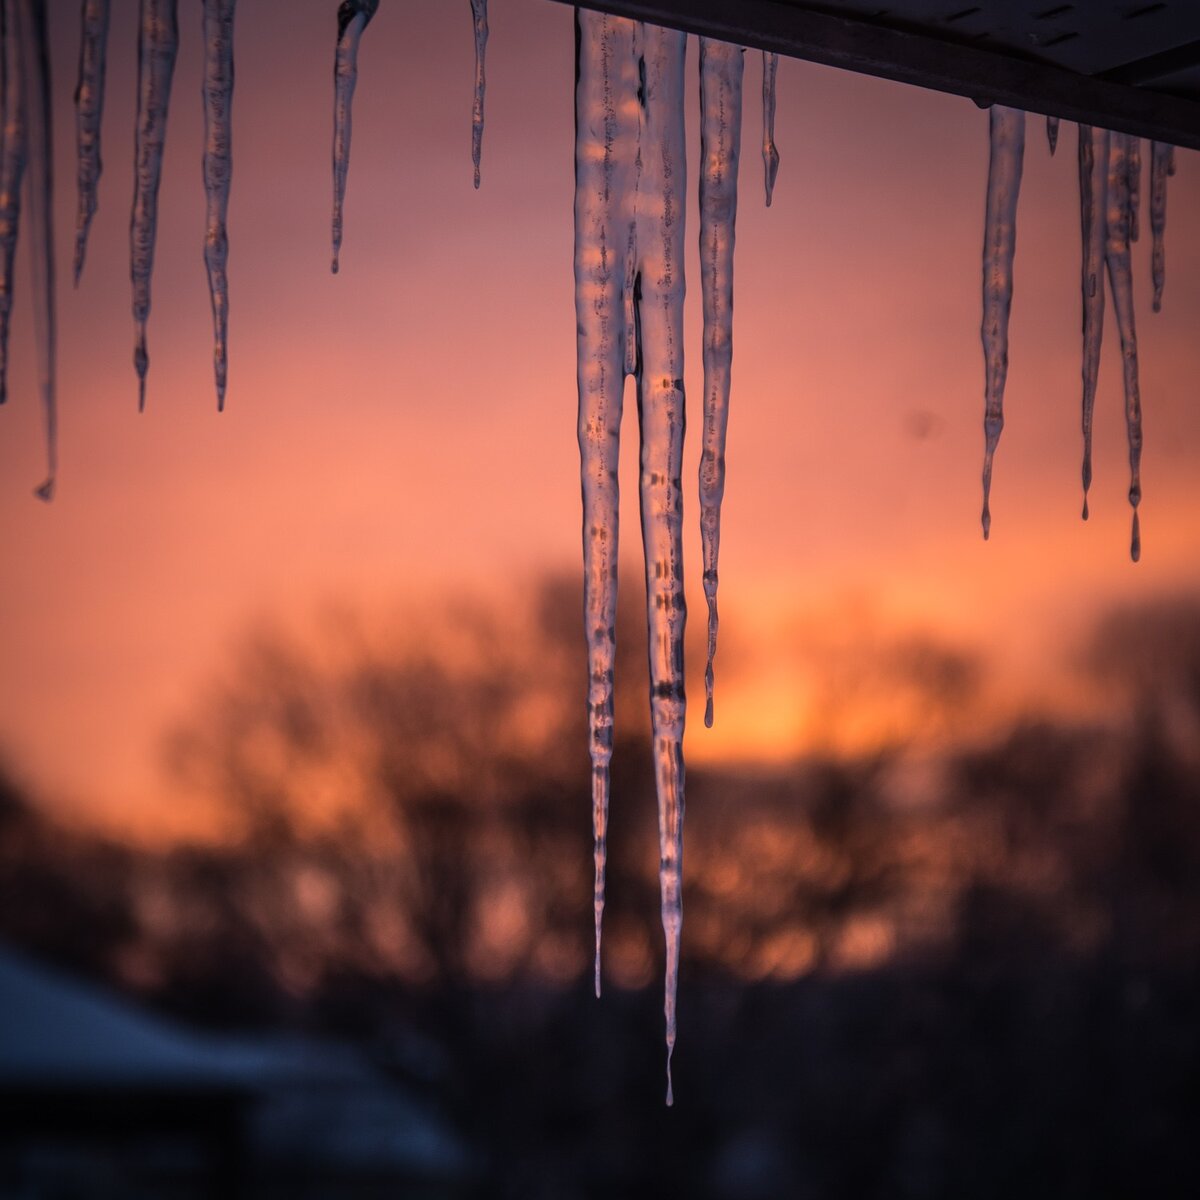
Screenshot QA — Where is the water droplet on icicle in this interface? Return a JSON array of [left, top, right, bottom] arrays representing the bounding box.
[[761, 51, 778, 206], [1077, 124, 1108, 521], [72, 0, 110, 286], [202, 0, 235, 411], [331, 0, 378, 274], [1104, 132, 1144, 563], [698, 37, 742, 729], [1149, 140, 1170, 313], [979, 105, 1024, 540], [131, 0, 179, 411], [573, 10, 641, 1000], [470, 0, 487, 189]]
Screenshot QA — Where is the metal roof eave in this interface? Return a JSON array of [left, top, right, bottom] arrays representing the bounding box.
[[556, 0, 1200, 150]]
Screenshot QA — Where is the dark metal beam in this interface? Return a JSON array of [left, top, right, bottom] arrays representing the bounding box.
[[552, 1, 1200, 149]]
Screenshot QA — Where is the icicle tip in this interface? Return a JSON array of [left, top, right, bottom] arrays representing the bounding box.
[[34, 478, 55, 503]]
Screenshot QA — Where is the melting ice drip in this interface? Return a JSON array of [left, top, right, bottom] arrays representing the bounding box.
[[979, 111, 1172, 562]]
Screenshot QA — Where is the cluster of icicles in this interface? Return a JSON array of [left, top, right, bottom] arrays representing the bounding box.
[[983, 108, 1175, 562], [0, 1, 1181, 1104]]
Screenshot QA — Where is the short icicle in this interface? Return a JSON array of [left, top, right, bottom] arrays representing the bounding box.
[[469, 0, 487, 189], [131, 0, 179, 411], [635, 23, 689, 1107], [331, 0, 379, 274], [698, 38, 742, 729], [1104, 132, 1144, 563], [1077, 124, 1108, 522], [202, 0, 235, 410], [72, 0, 110, 285], [1046, 114, 1059, 155], [0, 0, 28, 407], [761, 50, 778, 206], [16, 0, 55, 499], [1149, 140, 1169, 312], [573, 10, 641, 1002], [979, 105, 1025, 540]]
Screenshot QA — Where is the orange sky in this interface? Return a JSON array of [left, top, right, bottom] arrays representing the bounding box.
[[1, 0, 1199, 837]]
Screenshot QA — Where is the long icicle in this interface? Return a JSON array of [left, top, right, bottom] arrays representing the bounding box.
[[1077, 124, 1108, 522], [0, 0, 27, 407], [574, 10, 640, 1002], [469, 0, 487, 189], [1149, 140, 1169, 313], [1104, 132, 1143, 563], [72, 0, 110, 285], [979, 105, 1025, 540], [698, 38, 742, 729], [635, 22, 689, 1107], [131, 0, 178, 411], [761, 50, 778, 206], [202, 0, 235, 410], [17, 0, 55, 499], [331, 0, 378, 274]]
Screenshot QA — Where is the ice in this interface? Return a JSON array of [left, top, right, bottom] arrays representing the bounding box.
[[131, 0, 179, 412], [1046, 114, 1059, 155], [20, 0, 55, 499], [1149, 140, 1169, 313], [1104, 132, 1143, 562], [202, 0, 235, 411], [1077, 124, 1108, 522], [1127, 136, 1141, 243], [575, 14, 689, 1104], [470, 0, 487, 189], [573, 10, 640, 1001], [979, 105, 1024, 540], [698, 38, 742, 729], [761, 51, 778, 206], [634, 21, 688, 1107], [0, 0, 28, 409], [72, 0, 110, 285], [331, 0, 379, 274]]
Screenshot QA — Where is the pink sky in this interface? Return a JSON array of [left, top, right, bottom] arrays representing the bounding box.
[[1, 0, 1198, 837]]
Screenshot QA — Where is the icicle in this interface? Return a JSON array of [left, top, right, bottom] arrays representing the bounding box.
[[0, 0, 28, 408], [979, 105, 1024, 540], [698, 39, 742, 729], [760, 50, 778, 206], [1149, 140, 1169, 313], [16, 0, 54, 498], [131, 0, 178, 412], [575, 16, 689, 1105], [1104, 132, 1143, 562], [634, 22, 689, 1108], [574, 10, 640, 1002], [202, 0, 235, 411], [469, 0, 487, 189], [72, 0, 110, 285], [1127, 136, 1141, 243], [1077, 124, 1108, 522], [331, 0, 378, 274], [1046, 114, 1059, 155]]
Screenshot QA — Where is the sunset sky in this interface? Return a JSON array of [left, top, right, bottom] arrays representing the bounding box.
[[1, 0, 1198, 838]]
